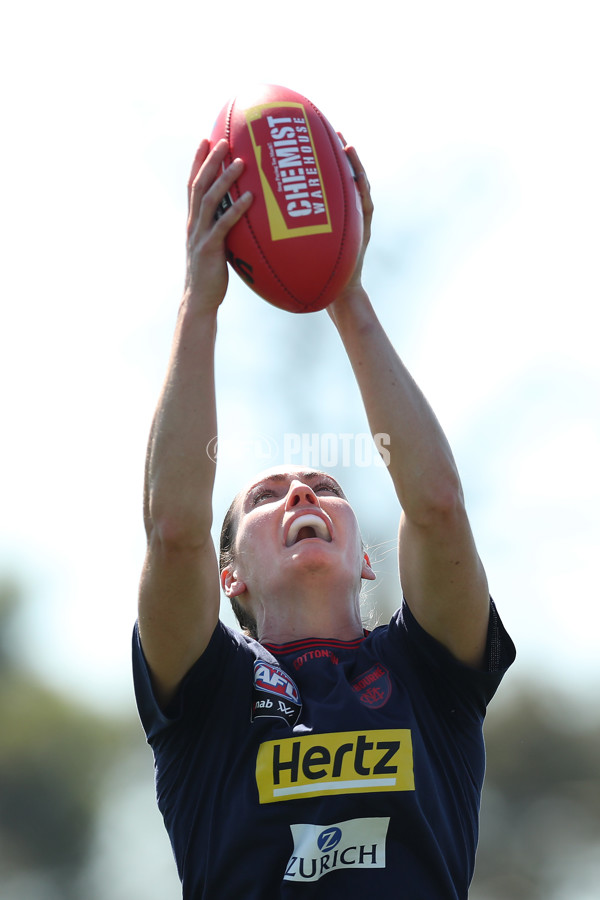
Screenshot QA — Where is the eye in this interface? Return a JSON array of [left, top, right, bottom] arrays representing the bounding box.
[[313, 481, 342, 497], [251, 488, 276, 506]]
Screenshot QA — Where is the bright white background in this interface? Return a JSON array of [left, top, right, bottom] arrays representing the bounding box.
[[2, 0, 598, 701], [1, 0, 599, 893]]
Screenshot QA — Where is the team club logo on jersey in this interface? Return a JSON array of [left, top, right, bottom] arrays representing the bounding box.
[[284, 816, 390, 882], [351, 665, 392, 709], [255, 729, 414, 804], [251, 661, 302, 726]]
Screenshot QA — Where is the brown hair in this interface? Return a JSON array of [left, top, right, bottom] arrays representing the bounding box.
[[219, 493, 259, 639]]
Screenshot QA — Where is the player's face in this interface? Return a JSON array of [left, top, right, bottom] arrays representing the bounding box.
[[231, 466, 368, 593]]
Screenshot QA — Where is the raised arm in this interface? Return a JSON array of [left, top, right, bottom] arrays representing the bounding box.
[[138, 140, 252, 707], [328, 146, 489, 668]]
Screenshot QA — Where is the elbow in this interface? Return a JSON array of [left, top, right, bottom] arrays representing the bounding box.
[[407, 472, 466, 529], [145, 500, 213, 554]]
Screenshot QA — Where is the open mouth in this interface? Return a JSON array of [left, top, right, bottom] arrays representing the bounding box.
[[285, 513, 332, 547]]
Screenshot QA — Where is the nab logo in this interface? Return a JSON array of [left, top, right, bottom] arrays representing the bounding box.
[[254, 661, 300, 704]]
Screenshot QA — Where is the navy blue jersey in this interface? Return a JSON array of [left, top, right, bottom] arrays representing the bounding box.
[[133, 600, 515, 899]]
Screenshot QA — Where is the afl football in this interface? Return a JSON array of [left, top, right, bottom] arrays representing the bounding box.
[[210, 84, 363, 313]]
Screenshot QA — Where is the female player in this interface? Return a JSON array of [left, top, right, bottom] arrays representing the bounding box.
[[133, 137, 515, 899]]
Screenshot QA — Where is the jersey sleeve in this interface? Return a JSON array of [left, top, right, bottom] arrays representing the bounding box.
[[380, 598, 516, 721], [132, 619, 254, 742]]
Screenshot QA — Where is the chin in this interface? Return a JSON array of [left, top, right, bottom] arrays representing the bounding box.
[[288, 539, 335, 562], [287, 544, 354, 584]]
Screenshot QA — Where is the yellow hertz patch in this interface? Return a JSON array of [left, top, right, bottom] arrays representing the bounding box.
[[256, 729, 414, 804], [245, 102, 332, 241]]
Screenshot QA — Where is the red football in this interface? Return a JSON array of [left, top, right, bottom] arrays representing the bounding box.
[[210, 84, 363, 313]]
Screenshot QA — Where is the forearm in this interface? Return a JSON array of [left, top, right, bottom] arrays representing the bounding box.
[[329, 287, 462, 523], [142, 140, 252, 544], [136, 141, 254, 703], [144, 290, 219, 543]]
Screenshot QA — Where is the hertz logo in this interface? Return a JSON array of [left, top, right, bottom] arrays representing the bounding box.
[[255, 729, 414, 804]]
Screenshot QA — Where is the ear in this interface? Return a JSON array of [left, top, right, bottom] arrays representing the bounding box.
[[361, 552, 376, 581], [220, 567, 247, 598]]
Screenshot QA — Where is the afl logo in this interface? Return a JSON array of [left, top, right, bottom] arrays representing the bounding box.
[[254, 661, 300, 704], [351, 665, 392, 709]]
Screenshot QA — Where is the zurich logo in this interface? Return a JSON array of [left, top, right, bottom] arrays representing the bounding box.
[[317, 826, 342, 853]]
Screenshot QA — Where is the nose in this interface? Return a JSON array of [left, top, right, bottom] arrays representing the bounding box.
[[285, 480, 318, 510]]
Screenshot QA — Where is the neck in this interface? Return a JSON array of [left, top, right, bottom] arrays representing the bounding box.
[[250, 571, 364, 645]]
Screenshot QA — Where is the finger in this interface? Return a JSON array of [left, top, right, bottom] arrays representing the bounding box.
[[342, 141, 372, 197], [344, 145, 373, 218], [196, 154, 249, 233], [189, 189, 253, 261], [344, 144, 368, 185], [211, 189, 253, 240], [191, 138, 230, 197], [188, 139, 231, 224], [187, 139, 211, 207], [187, 165, 253, 252]]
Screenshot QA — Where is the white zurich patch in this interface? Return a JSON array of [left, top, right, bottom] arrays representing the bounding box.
[[284, 817, 389, 882]]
